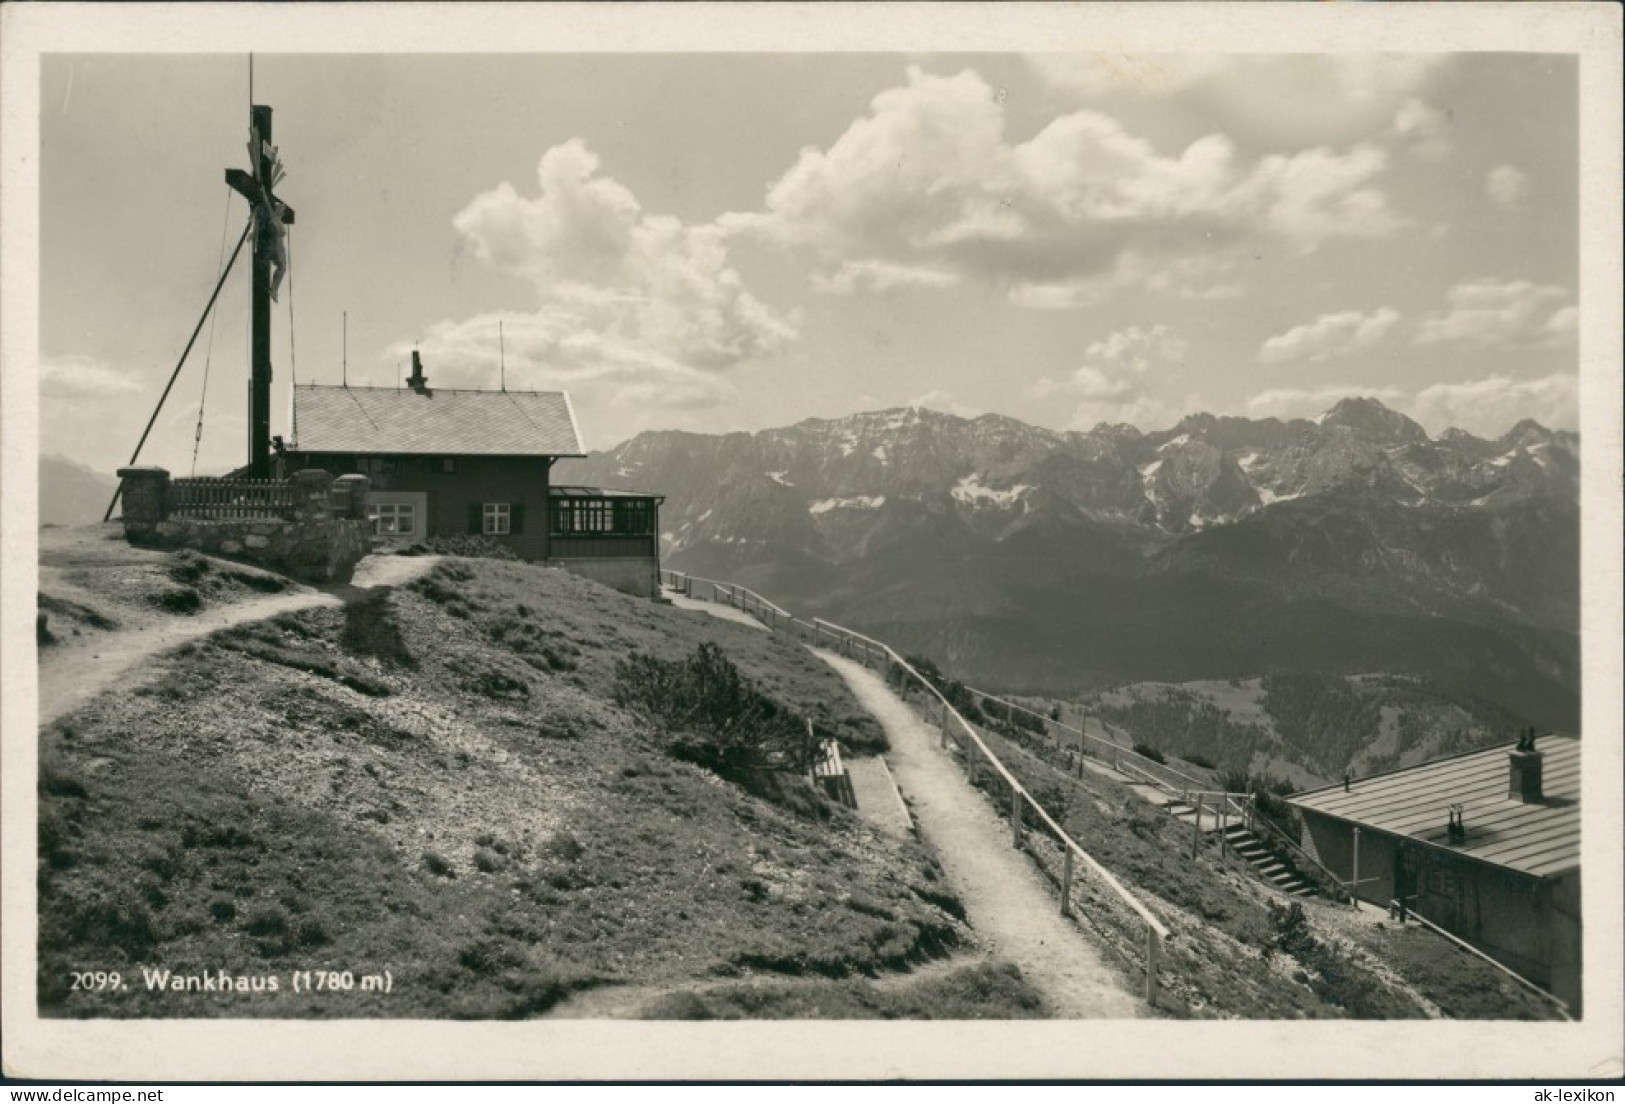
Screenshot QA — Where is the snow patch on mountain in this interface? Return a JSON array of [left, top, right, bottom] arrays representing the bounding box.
[[767, 471, 793, 486], [809, 495, 886, 515], [951, 474, 1029, 509]]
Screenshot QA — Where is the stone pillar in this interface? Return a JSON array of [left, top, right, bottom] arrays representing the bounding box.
[[332, 474, 371, 520], [290, 469, 335, 523], [116, 466, 170, 540]]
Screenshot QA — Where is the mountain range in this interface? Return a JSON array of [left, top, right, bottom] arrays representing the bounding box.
[[500, 399, 1574, 733]]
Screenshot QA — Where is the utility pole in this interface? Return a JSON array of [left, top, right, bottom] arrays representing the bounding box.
[[225, 104, 295, 479]]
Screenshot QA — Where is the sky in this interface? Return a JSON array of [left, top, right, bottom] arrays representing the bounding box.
[[38, 51, 1580, 474]]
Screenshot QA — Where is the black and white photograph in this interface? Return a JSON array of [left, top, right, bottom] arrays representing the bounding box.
[[3, 2, 1620, 1084]]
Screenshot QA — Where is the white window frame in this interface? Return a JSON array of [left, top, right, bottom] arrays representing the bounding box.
[[483, 502, 511, 535], [369, 502, 416, 536], [365, 491, 426, 542]]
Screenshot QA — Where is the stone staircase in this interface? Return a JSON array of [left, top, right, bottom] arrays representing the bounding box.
[[1158, 795, 1318, 898], [1220, 823, 1317, 898]]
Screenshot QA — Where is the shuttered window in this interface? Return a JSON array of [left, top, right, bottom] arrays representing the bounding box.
[[473, 502, 524, 536], [483, 503, 510, 535]]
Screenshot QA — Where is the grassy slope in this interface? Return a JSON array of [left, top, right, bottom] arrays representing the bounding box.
[[1040, 672, 1529, 785], [956, 718, 1563, 1020], [39, 557, 1040, 1019]]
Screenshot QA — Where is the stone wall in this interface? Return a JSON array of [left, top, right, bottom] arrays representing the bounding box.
[[553, 556, 660, 599], [117, 466, 372, 584]]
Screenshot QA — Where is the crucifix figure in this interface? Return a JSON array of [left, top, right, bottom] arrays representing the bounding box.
[[225, 104, 295, 479]]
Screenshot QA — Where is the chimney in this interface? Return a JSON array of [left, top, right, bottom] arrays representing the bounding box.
[[1508, 728, 1544, 804], [407, 350, 429, 393]]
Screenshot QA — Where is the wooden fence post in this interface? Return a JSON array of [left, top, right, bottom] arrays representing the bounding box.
[[1144, 927, 1161, 1007], [1192, 794, 1204, 858], [1010, 780, 1022, 847], [1060, 850, 1075, 917]]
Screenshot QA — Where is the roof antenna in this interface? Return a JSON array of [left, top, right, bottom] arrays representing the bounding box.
[[499, 319, 506, 392], [342, 311, 348, 388]]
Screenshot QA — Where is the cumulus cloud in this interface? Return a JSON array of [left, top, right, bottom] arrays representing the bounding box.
[[730, 67, 1405, 308], [1086, 324, 1190, 374], [1244, 384, 1405, 422], [408, 140, 796, 411], [1413, 278, 1573, 348], [1028, 54, 1449, 149], [1258, 306, 1400, 364], [1030, 325, 1190, 429], [1485, 164, 1531, 211], [1408, 372, 1578, 436]]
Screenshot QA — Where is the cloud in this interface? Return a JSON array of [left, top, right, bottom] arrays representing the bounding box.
[[1085, 324, 1190, 374], [730, 66, 1405, 308], [1542, 305, 1578, 342], [1390, 98, 1452, 161], [41, 354, 144, 398], [906, 388, 981, 418], [1413, 279, 1573, 348], [1485, 164, 1531, 211], [390, 310, 736, 412], [1244, 383, 1405, 422], [1066, 394, 1187, 433], [38, 354, 251, 475], [811, 259, 960, 294], [1030, 325, 1190, 429], [1027, 54, 1450, 149], [1258, 306, 1400, 364], [416, 140, 796, 411], [1242, 374, 1577, 436], [1408, 372, 1577, 436]]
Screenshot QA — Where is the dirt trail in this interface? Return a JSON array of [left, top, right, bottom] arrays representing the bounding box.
[[816, 651, 1145, 1019], [660, 587, 768, 631], [38, 554, 439, 728]]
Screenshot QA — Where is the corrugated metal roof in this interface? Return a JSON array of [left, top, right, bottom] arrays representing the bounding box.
[[292, 385, 583, 457], [1287, 735, 1580, 879]]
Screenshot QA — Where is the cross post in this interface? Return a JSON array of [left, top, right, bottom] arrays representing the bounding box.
[[225, 104, 295, 479]]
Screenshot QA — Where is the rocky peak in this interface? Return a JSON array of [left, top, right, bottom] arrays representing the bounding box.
[[1318, 397, 1429, 446], [1497, 418, 1556, 452]]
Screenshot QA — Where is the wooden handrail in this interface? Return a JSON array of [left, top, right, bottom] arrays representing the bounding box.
[[964, 683, 1210, 793], [1401, 907, 1572, 1019], [662, 568, 1174, 1002], [1246, 806, 1352, 901]]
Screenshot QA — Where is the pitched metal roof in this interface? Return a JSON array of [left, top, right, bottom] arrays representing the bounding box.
[[292, 385, 583, 457], [1287, 735, 1580, 879]]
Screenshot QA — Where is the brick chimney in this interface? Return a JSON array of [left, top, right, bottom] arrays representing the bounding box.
[[407, 350, 429, 393], [1508, 728, 1544, 804]]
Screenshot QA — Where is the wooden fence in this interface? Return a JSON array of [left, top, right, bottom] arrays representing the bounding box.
[[167, 476, 298, 520], [659, 568, 1171, 1004], [962, 684, 1209, 798]]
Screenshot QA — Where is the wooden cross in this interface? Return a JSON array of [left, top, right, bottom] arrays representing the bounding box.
[[225, 104, 295, 479]]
